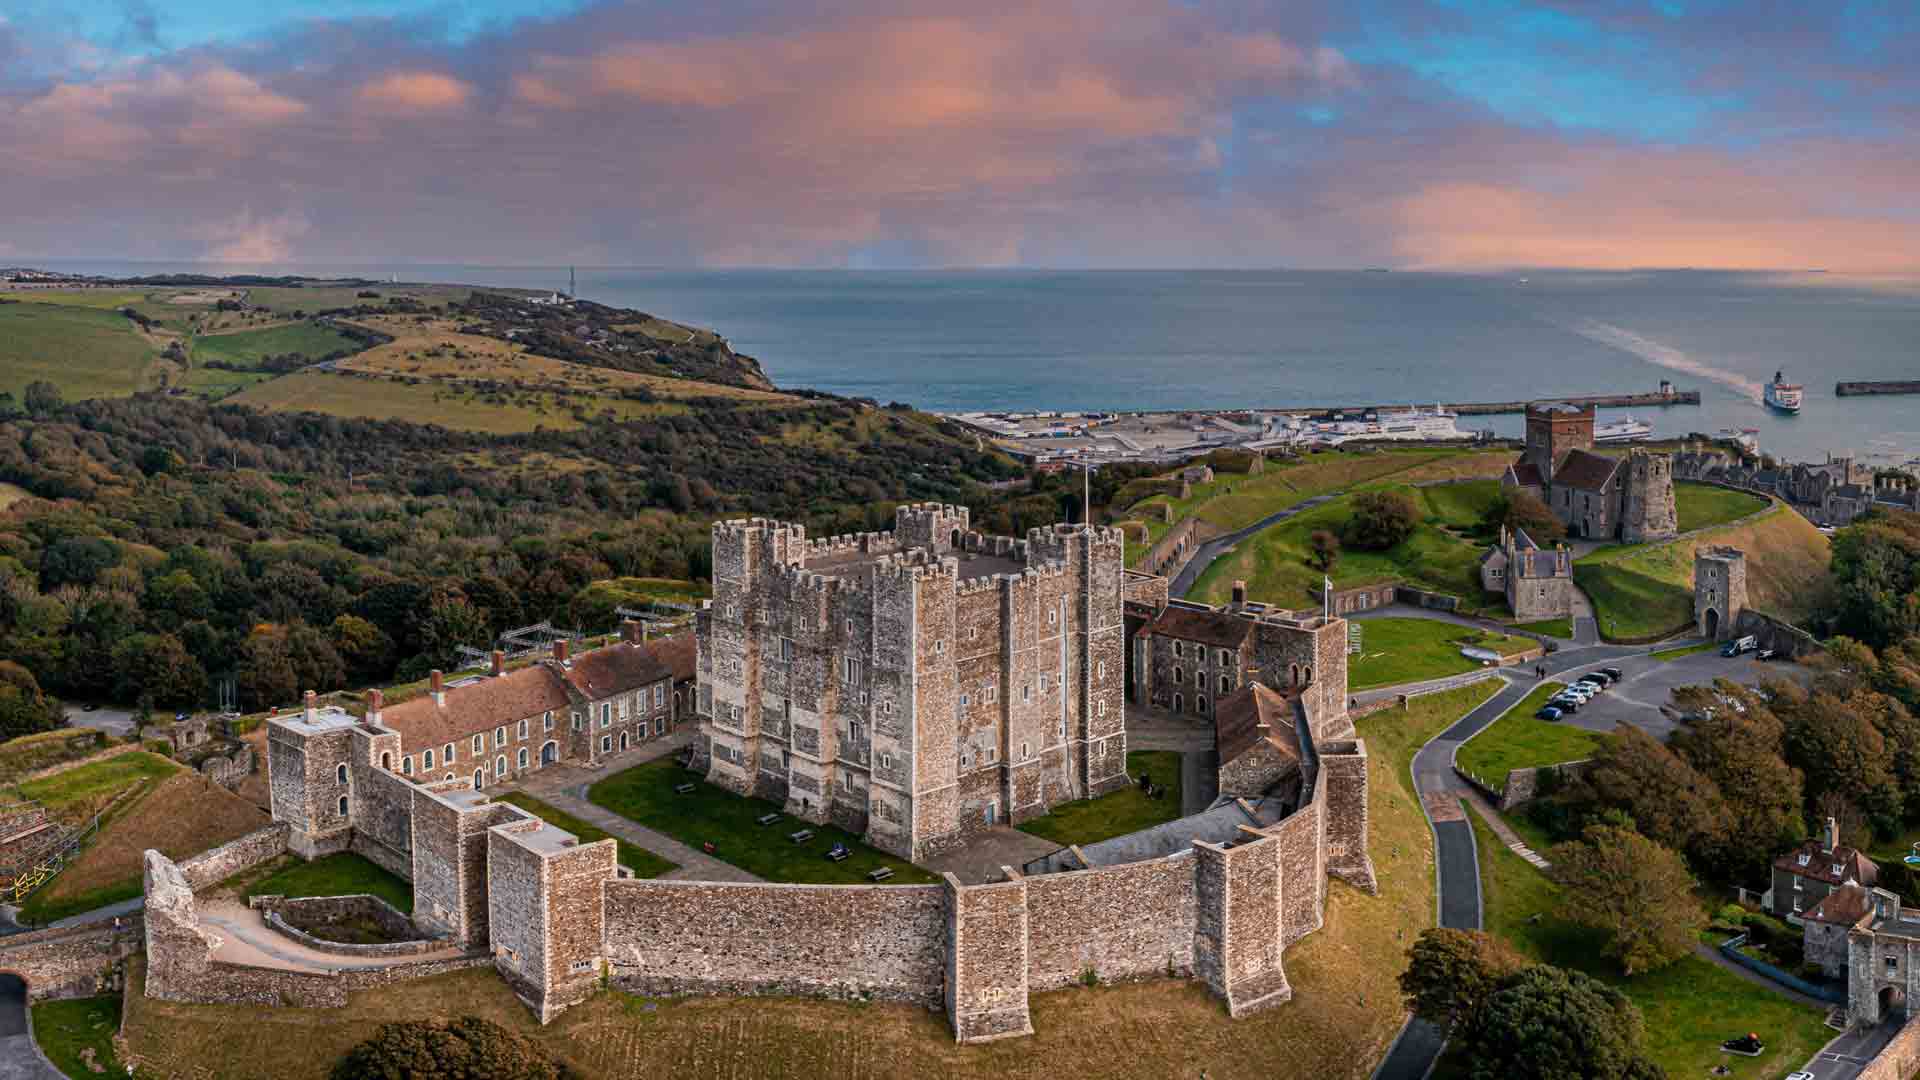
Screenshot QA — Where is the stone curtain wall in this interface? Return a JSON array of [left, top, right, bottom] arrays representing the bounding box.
[[1140, 516, 1219, 579], [1733, 609, 1824, 659], [0, 919, 140, 1003], [175, 823, 289, 891], [348, 730, 415, 881], [198, 744, 254, 790], [602, 879, 949, 1005], [947, 877, 1034, 1042], [254, 894, 446, 959], [1024, 854, 1199, 990], [1858, 1015, 1920, 1080]]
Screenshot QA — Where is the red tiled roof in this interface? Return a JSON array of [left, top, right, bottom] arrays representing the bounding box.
[[559, 641, 671, 702], [646, 633, 697, 683], [1147, 606, 1255, 650], [1773, 840, 1879, 888], [1214, 684, 1301, 767], [378, 666, 572, 757], [1805, 883, 1874, 926], [1553, 449, 1620, 492]]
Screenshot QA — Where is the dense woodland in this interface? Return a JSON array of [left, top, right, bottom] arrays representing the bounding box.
[[0, 390, 1020, 728]]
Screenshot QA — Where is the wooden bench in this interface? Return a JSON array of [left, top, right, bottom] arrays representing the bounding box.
[[788, 829, 815, 843], [756, 813, 781, 826], [866, 867, 894, 882], [674, 783, 696, 795]]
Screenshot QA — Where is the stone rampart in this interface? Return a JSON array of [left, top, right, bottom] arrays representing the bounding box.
[[1858, 1014, 1920, 1080], [601, 879, 948, 1005], [349, 759, 416, 882], [176, 823, 289, 891], [1025, 854, 1197, 989], [1494, 760, 1594, 811], [197, 744, 254, 790], [0, 918, 140, 1002]]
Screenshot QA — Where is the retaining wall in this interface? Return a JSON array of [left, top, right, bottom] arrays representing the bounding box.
[[1714, 933, 1844, 1004], [0, 918, 141, 1002], [1024, 853, 1198, 989], [254, 893, 448, 959], [176, 823, 289, 891], [1494, 760, 1593, 812], [1732, 609, 1824, 660]]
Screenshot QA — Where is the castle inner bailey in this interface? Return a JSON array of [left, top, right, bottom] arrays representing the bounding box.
[[696, 504, 1130, 861], [1693, 546, 1749, 641], [1503, 402, 1677, 543]]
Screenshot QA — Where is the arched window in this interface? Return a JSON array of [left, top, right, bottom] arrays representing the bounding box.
[[1289, 663, 1300, 687], [337, 796, 348, 816], [1302, 666, 1312, 687], [1197, 695, 1208, 715], [1218, 674, 1229, 693], [401, 757, 413, 776], [336, 763, 347, 784], [423, 749, 434, 770], [619, 732, 628, 751], [495, 755, 507, 778], [380, 752, 392, 770], [1173, 693, 1183, 714], [1173, 666, 1183, 686], [517, 747, 529, 769]]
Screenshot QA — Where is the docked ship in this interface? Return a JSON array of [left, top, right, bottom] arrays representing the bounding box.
[[1764, 371, 1804, 413], [1296, 406, 1467, 445], [1593, 415, 1653, 444]]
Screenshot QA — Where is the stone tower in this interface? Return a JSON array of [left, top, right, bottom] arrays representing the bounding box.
[[1618, 449, 1679, 543], [265, 692, 357, 858], [1522, 402, 1595, 485], [1694, 547, 1747, 640]]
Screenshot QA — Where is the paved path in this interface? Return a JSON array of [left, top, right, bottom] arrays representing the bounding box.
[[1461, 788, 1550, 870], [199, 900, 467, 972], [1799, 1016, 1905, 1080], [1168, 494, 1338, 598], [0, 973, 59, 1080]]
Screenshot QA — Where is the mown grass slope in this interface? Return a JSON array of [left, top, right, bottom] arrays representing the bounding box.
[[1346, 617, 1534, 691], [0, 300, 159, 399], [1453, 682, 1608, 787]]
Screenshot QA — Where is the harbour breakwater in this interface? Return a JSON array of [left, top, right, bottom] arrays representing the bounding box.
[[1266, 388, 1700, 417], [1836, 381, 1920, 398]]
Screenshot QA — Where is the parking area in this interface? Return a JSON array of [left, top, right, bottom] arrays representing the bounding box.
[[1544, 647, 1797, 742]]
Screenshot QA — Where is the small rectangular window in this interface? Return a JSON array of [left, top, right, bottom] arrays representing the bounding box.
[[1020, 741, 1029, 760], [959, 694, 970, 708], [601, 736, 612, 753], [986, 685, 998, 703], [780, 637, 795, 662], [654, 685, 665, 708]]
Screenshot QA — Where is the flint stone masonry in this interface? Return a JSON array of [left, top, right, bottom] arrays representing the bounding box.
[[947, 875, 1034, 1042], [0, 919, 140, 1003], [1857, 1015, 1920, 1080], [603, 879, 948, 1004], [176, 823, 289, 892]]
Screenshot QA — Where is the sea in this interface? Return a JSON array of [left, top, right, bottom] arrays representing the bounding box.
[[29, 262, 1920, 466]]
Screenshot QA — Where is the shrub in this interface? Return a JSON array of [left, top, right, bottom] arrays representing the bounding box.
[[331, 1016, 575, 1080], [1342, 490, 1420, 551]]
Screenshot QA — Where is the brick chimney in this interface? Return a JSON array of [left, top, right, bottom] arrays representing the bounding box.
[[430, 669, 445, 707], [1231, 580, 1247, 608], [491, 649, 506, 677], [303, 690, 317, 724], [366, 688, 384, 723], [554, 638, 571, 663], [1824, 816, 1840, 854], [622, 619, 643, 645]]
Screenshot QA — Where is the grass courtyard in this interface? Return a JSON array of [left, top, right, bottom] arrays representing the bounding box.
[[1014, 751, 1183, 847], [1346, 617, 1535, 691], [495, 791, 678, 878], [30, 994, 124, 1079], [1451, 682, 1609, 790], [588, 758, 935, 884], [238, 851, 415, 913], [1466, 813, 1833, 1080], [1674, 481, 1768, 533]]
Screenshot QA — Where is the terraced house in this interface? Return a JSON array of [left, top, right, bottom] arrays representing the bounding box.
[[356, 624, 686, 789]]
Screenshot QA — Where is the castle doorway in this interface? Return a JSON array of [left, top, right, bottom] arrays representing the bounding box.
[[1703, 608, 1720, 639], [1882, 984, 1907, 1020], [0, 973, 24, 1040], [619, 732, 629, 752], [541, 741, 558, 766]]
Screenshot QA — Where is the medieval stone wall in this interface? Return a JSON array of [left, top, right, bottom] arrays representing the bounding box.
[[602, 879, 948, 1004], [1857, 1014, 1920, 1080], [0, 919, 140, 1002], [1024, 853, 1197, 989], [484, 822, 549, 1017], [947, 877, 1034, 1042], [175, 823, 289, 892], [257, 895, 446, 959], [267, 721, 353, 855], [348, 742, 415, 882], [1734, 609, 1822, 659], [1618, 450, 1679, 543], [197, 743, 254, 790]]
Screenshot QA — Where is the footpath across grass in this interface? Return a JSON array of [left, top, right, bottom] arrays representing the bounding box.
[[496, 791, 677, 878], [1468, 813, 1831, 1080], [1015, 751, 1183, 847], [1347, 617, 1534, 691], [240, 851, 414, 913], [589, 758, 935, 884], [1453, 682, 1608, 789], [31, 994, 123, 1079]]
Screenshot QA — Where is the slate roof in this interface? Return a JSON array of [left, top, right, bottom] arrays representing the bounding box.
[[1805, 883, 1874, 927], [1506, 462, 1544, 488], [378, 665, 572, 757], [1773, 839, 1879, 888], [1147, 605, 1255, 650], [1214, 684, 1300, 767], [1553, 449, 1620, 492]]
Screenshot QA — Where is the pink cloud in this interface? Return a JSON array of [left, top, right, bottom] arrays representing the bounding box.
[[357, 71, 472, 112]]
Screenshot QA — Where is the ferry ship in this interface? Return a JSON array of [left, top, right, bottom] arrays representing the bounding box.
[[1764, 371, 1803, 413], [1296, 406, 1467, 445], [1593, 415, 1653, 444]]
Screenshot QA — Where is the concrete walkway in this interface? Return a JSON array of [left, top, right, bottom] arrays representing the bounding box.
[[199, 900, 466, 972], [1460, 788, 1550, 870]]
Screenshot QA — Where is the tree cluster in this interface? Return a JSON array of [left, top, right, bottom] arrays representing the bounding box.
[[1341, 489, 1420, 551], [331, 1016, 575, 1080]]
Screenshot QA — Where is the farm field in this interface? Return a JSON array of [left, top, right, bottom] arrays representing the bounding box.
[[1345, 617, 1533, 691], [0, 300, 159, 399], [122, 682, 1502, 1080], [1188, 487, 1498, 614], [193, 321, 364, 366], [1452, 682, 1608, 787], [1575, 503, 1829, 641], [1014, 751, 1183, 847], [1465, 813, 1832, 1080], [17, 766, 269, 924], [230, 369, 688, 433]]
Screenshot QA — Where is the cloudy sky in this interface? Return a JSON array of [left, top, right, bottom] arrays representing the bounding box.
[[3, 0, 1917, 269]]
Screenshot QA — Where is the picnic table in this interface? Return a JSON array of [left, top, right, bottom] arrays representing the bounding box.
[[789, 828, 815, 843]]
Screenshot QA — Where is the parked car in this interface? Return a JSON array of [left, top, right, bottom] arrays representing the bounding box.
[[1549, 695, 1581, 713], [1557, 684, 1595, 701], [1577, 674, 1609, 691], [1600, 666, 1624, 681], [1535, 706, 1564, 721], [1755, 647, 1778, 661]]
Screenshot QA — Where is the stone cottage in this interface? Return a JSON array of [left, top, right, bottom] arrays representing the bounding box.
[[1804, 882, 1874, 979], [1480, 526, 1576, 620], [1770, 818, 1878, 920]]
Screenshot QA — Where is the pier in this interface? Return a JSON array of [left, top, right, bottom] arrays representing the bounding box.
[[1836, 381, 1920, 398], [1277, 388, 1699, 417]]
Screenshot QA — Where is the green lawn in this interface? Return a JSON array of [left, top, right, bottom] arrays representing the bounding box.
[[1189, 488, 1498, 614], [1469, 813, 1833, 1080], [1453, 682, 1609, 790], [30, 995, 123, 1079], [1015, 751, 1183, 847], [193, 321, 364, 367], [241, 851, 414, 913], [496, 791, 677, 878], [0, 300, 159, 400], [588, 758, 935, 884], [1651, 642, 1716, 661], [12, 751, 179, 813], [1572, 551, 1697, 642], [1366, 681, 1506, 777], [1675, 481, 1768, 533], [1418, 479, 1502, 532], [1346, 617, 1534, 691], [1508, 617, 1574, 639]]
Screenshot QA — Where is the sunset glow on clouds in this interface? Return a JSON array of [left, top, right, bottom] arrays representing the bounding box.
[[3, 0, 1918, 269]]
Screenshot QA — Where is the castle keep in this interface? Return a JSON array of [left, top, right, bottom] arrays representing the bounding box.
[[697, 505, 1129, 861], [1503, 402, 1677, 542]]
